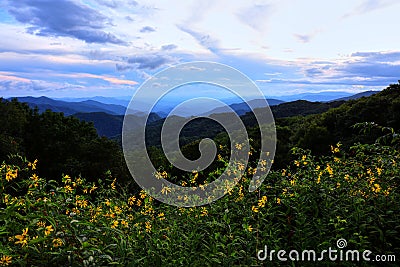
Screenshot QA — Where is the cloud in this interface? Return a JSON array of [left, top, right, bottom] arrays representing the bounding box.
[[294, 29, 322, 43], [140, 26, 156, 33], [177, 25, 220, 54], [301, 51, 400, 86], [343, 0, 399, 18], [127, 55, 172, 69], [350, 51, 400, 62], [0, 72, 31, 83], [161, 44, 178, 51], [236, 4, 273, 32], [117, 54, 174, 71], [0, 77, 76, 93], [6, 0, 125, 44], [294, 34, 313, 43], [95, 0, 138, 8], [54, 73, 138, 85], [304, 68, 325, 77]]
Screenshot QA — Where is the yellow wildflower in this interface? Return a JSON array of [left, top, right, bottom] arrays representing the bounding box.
[[252, 206, 259, 213], [258, 196, 267, 208], [121, 220, 128, 227], [44, 225, 54, 236], [372, 184, 381, 193], [15, 228, 29, 247], [28, 159, 38, 170], [111, 220, 119, 229], [145, 221, 152, 233], [110, 178, 117, 190], [90, 184, 98, 193], [5, 167, 18, 182], [200, 207, 208, 217], [326, 164, 333, 176], [36, 221, 46, 228], [0, 255, 12, 266], [64, 185, 73, 193], [237, 162, 245, 171], [161, 186, 171, 195], [158, 212, 166, 220], [114, 206, 122, 214], [52, 238, 63, 247], [78, 199, 88, 208], [31, 174, 39, 182], [128, 196, 136, 206]]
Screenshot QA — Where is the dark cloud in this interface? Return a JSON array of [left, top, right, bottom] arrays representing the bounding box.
[[336, 51, 400, 79], [351, 51, 400, 62], [95, 0, 138, 8], [340, 62, 400, 79], [125, 15, 135, 21], [161, 44, 178, 51], [116, 64, 134, 71], [117, 54, 173, 71], [140, 26, 156, 33], [305, 68, 324, 77], [302, 51, 400, 86], [127, 55, 171, 69], [6, 0, 125, 44]]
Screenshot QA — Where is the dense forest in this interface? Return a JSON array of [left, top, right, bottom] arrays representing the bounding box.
[[0, 100, 130, 186], [1, 83, 400, 186]]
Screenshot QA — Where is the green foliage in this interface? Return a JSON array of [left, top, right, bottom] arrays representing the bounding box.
[[0, 141, 399, 266], [0, 98, 130, 186]]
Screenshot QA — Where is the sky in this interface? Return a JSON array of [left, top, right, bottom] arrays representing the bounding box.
[[0, 0, 400, 99]]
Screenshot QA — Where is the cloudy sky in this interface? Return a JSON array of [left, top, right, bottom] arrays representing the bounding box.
[[0, 0, 400, 98]]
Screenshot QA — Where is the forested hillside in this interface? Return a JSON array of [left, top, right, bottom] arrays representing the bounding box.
[[0, 99, 129, 185], [1, 83, 400, 185]]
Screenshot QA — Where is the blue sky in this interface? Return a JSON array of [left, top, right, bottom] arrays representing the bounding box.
[[0, 0, 399, 98]]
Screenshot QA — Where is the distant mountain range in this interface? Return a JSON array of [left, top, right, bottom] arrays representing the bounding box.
[[201, 98, 284, 116], [330, 90, 378, 101], [274, 91, 378, 102], [7, 90, 379, 138], [12, 96, 127, 116]]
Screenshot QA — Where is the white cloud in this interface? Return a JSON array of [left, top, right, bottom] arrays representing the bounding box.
[[1, 0, 400, 97]]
